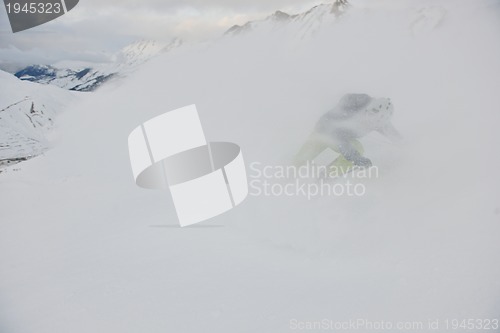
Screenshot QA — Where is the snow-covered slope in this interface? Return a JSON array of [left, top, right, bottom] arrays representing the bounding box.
[[0, 70, 78, 167], [14, 39, 182, 91], [1, 1, 500, 332]]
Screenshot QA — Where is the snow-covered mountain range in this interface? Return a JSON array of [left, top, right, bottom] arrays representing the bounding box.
[[225, 0, 349, 39], [14, 39, 182, 92], [11, 0, 349, 93]]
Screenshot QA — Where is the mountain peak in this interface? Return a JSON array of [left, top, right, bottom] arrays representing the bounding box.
[[271, 10, 294, 22]]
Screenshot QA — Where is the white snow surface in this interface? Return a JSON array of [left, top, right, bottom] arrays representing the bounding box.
[[1, 1, 500, 332]]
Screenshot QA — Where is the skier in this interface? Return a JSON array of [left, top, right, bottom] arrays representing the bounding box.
[[294, 93, 401, 173]]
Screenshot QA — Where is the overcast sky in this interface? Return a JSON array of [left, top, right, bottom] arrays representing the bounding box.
[[0, 0, 325, 71]]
